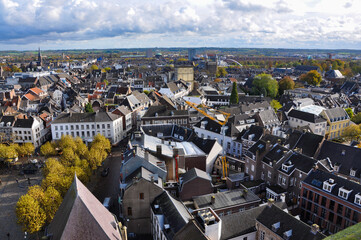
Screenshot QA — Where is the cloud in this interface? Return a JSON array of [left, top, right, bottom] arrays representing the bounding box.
[[344, 2, 352, 8], [0, 0, 360, 49]]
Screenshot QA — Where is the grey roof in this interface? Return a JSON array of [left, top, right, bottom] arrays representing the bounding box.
[[193, 188, 260, 210], [322, 107, 349, 122], [180, 168, 211, 191], [152, 191, 193, 239], [142, 105, 188, 118], [46, 175, 122, 240], [288, 109, 326, 123], [52, 112, 120, 124], [13, 117, 34, 128], [167, 82, 180, 93], [257, 109, 280, 126], [316, 140, 361, 177], [221, 205, 267, 239], [256, 204, 325, 240], [115, 105, 131, 115]]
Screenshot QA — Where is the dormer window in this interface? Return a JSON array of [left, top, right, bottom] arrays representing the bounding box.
[[350, 169, 356, 177], [323, 179, 336, 192], [355, 194, 361, 206], [272, 222, 280, 232], [339, 187, 352, 200], [341, 150, 346, 156]]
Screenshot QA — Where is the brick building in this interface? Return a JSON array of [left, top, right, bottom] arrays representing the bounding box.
[[300, 169, 361, 234]]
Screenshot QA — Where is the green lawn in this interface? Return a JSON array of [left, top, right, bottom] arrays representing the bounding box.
[[324, 222, 361, 240]]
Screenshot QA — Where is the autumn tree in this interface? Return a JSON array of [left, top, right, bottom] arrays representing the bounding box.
[[16, 195, 46, 233], [342, 124, 361, 141], [74, 137, 89, 159], [58, 135, 77, 151], [23, 142, 35, 157], [230, 82, 239, 105], [278, 76, 295, 95], [43, 187, 62, 223], [92, 134, 111, 153], [345, 108, 354, 119], [90, 64, 99, 70], [40, 141, 57, 157], [270, 100, 282, 112], [300, 70, 322, 86], [216, 67, 228, 77], [252, 73, 279, 98], [352, 112, 361, 124]]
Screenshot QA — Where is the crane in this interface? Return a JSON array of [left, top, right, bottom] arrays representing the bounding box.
[[185, 100, 231, 179]]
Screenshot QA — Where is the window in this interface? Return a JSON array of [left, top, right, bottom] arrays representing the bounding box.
[[321, 197, 326, 207], [355, 194, 361, 206], [321, 208, 326, 218], [353, 212, 359, 222], [345, 207, 352, 218], [268, 171, 271, 178], [251, 165, 254, 172], [329, 200, 335, 211], [55, 126, 58, 131], [140, 193, 144, 199], [127, 207, 132, 216], [339, 188, 352, 200], [282, 177, 286, 185], [323, 181, 335, 192], [337, 204, 343, 214], [328, 212, 334, 222], [260, 231, 265, 240]]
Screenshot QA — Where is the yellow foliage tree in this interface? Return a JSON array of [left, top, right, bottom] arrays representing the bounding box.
[[16, 195, 46, 233], [43, 187, 62, 223]]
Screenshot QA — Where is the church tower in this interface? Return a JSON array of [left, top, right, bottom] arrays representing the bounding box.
[[37, 47, 42, 67]]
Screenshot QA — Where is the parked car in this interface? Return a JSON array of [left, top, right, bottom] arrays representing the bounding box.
[[103, 197, 112, 209], [101, 167, 110, 177]]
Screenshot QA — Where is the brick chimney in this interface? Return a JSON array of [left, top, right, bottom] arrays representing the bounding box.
[[156, 145, 162, 156], [310, 224, 320, 235]]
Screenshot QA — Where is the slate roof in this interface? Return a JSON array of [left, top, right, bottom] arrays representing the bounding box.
[[257, 109, 280, 126], [304, 169, 361, 208], [13, 117, 34, 128], [284, 130, 303, 149], [278, 152, 316, 175], [325, 69, 344, 79], [322, 107, 348, 122], [256, 204, 325, 240], [142, 105, 188, 118], [191, 137, 217, 154], [288, 109, 326, 123], [194, 117, 240, 138], [152, 191, 193, 240], [220, 205, 267, 239], [52, 112, 120, 124], [180, 168, 211, 191], [241, 125, 264, 142], [295, 65, 320, 72], [263, 144, 289, 165], [293, 132, 323, 157], [193, 188, 260, 210], [316, 140, 361, 177], [46, 175, 122, 240]]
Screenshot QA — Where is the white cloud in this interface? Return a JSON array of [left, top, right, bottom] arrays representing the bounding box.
[[0, 0, 360, 49]]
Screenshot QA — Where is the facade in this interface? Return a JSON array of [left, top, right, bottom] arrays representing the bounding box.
[[179, 168, 213, 201], [320, 108, 350, 139], [287, 109, 327, 136], [121, 167, 164, 235], [300, 169, 361, 234], [175, 66, 194, 90], [141, 106, 189, 127], [13, 116, 46, 148], [51, 112, 123, 144]]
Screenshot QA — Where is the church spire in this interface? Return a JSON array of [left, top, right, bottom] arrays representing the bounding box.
[[38, 47, 42, 67]]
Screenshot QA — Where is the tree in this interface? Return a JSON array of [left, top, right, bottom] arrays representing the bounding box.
[[40, 141, 57, 157], [43, 187, 62, 223], [300, 70, 322, 86], [352, 112, 361, 124], [252, 74, 279, 98], [27, 185, 45, 204], [0, 144, 18, 159], [104, 67, 111, 72], [61, 147, 79, 166], [92, 134, 111, 153], [58, 135, 77, 151], [216, 67, 228, 77], [90, 64, 99, 70], [278, 76, 295, 94], [230, 82, 239, 105], [16, 194, 46, 233], [342, 124, 361, 141], [85, 103, 94, 113], [23, 142, 35, 157], [11, 65, 22, 72], [345, 108, 354, 119], [87, 147, 108, 170], [270, 100, 282, 112]]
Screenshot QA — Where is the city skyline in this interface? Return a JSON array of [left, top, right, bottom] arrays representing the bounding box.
[[0, 0, 360, 50]]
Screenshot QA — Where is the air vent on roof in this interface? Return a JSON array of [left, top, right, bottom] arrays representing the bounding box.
[[164, 224, 170, 230], [341, 150, 345, 156], [154, 205, 159, 209], [329, 178, 335, 184]]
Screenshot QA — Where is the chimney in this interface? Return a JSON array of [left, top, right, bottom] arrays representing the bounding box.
[[211, 196, 215, 204], [266, 140, 272, 152], [173, 148, 180, 157], [144, 151, 149, 161], [310, 224, 320, 235], [267, 198, 274, 208], [156, 145, 162, 156]]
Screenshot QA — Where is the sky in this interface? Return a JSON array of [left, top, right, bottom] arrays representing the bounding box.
[[0, 0, 360, 50]]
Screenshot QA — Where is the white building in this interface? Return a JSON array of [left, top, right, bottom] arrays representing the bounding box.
[[13, 116, 46, 148], [287, 109, 327, 136], [51, 112, 123, 144]]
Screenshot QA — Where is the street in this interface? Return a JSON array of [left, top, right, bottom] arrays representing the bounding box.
[[91, 143, 126, 218]]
